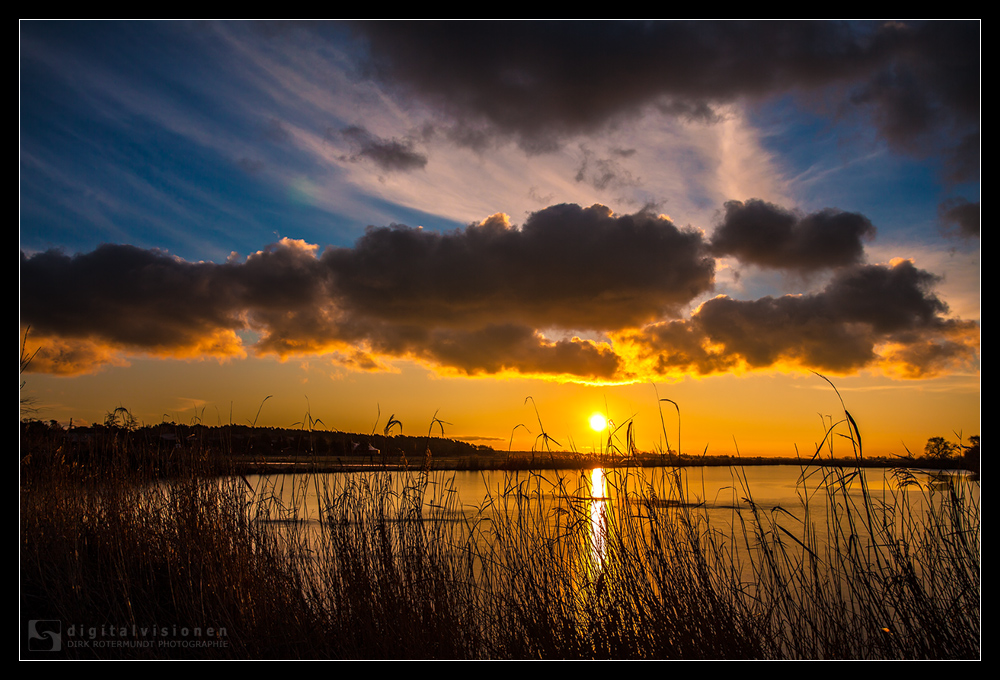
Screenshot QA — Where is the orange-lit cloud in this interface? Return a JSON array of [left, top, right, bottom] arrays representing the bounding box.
[[23, 336, 131, 376], [21, 327, 247, 377], [623, 260, 979, 378], [20, 202, 978, 381]]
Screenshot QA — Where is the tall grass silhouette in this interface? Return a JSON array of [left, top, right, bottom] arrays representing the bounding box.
[[20, 383, 979, 659]]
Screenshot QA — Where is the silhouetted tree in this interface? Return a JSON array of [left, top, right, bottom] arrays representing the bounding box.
[[961, 435, 980, 475], [924, 436, 958, 461]]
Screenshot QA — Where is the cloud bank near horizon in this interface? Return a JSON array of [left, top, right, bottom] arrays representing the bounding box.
[[21, 200, 979, 381]]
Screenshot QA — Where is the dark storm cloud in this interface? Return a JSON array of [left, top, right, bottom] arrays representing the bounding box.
[[20, 202, 976, 380], [20, 240, 334, 372], [939, 197, 980, 239], [20, 245, 246, 351], [709, 199, 876, 272], [257, 202, 710, 377], [841, 22, 979, 181], [350, 20, 978, 173], [627, 260, 979, 377], [340, 125, 428, 172], [322, 203, 715, 330], [226, 239, 331, 311], [357, 322, 622, 379], [425, 326, 621, 378], [19, 204, 710, 378]]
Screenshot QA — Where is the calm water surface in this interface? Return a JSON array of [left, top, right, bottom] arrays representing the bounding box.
[[240, 464, 978, 554]]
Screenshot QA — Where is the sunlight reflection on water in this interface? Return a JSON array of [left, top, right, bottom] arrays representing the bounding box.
[[233, 464, 978, 583]]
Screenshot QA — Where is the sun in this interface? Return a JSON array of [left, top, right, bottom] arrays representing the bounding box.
[[589, 413, 608, 432]]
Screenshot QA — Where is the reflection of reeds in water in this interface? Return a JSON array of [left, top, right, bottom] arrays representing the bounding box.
[[21, 398, 980, 659]]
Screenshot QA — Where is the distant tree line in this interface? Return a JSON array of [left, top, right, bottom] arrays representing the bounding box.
[[20, 415, 979, 478], [20, 415, 489, 476]]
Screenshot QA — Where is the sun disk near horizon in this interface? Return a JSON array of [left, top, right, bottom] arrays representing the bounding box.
[[589, 413, 608, 432]]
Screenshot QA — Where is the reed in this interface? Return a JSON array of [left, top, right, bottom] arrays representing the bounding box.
[[20, 400, 979, 659]]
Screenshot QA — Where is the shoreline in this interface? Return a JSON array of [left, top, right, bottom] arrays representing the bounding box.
[[226, 452, 974, 476]]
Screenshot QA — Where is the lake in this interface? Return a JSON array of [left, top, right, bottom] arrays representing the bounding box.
[[86, 461, 981, 658], [238, 463, 979, 584]]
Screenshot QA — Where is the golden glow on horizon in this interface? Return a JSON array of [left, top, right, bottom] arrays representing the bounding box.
[[20, 342, 979, 460]]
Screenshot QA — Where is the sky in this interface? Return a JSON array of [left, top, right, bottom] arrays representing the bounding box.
[[19, 20, 980, 457]]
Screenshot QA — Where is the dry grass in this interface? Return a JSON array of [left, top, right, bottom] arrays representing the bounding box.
[[20, 399, 980, 659]]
